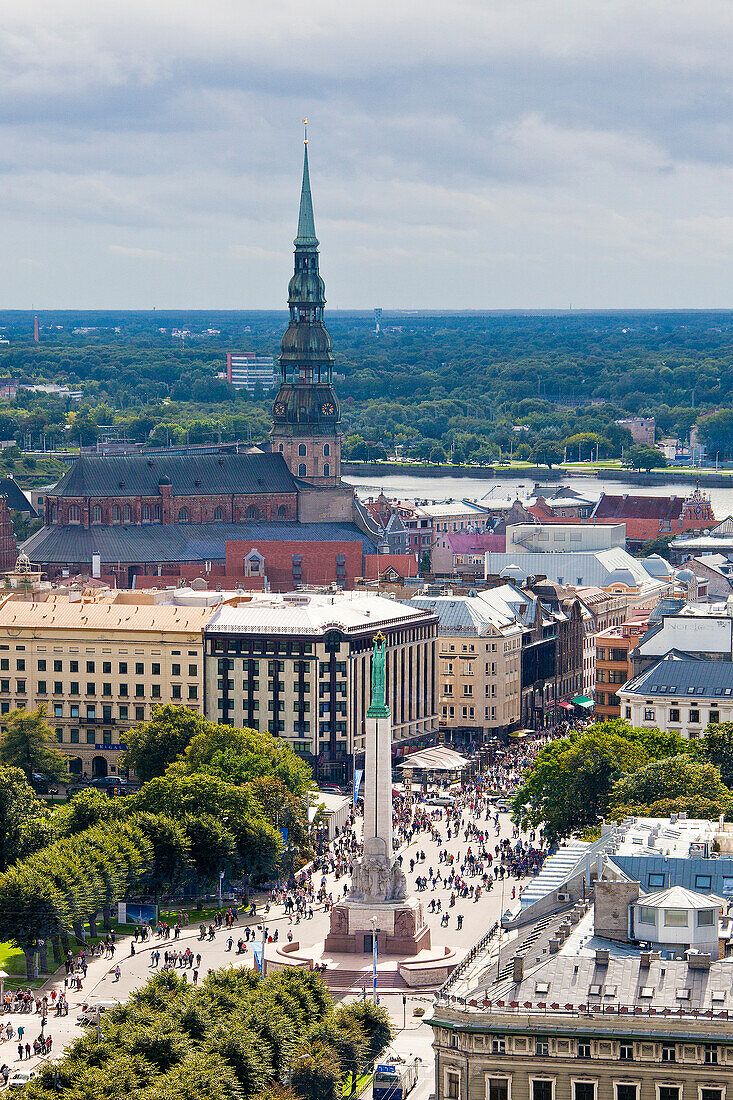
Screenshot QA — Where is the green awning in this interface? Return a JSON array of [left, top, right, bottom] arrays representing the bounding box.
[[572, 695, 595, 709]]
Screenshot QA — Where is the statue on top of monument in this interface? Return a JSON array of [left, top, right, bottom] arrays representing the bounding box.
[[367, 632, 389, 718]]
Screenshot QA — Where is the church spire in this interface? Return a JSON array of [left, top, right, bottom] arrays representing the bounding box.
[[294, 122, 318, 248]]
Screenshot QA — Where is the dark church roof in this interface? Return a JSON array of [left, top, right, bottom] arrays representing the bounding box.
[[49, 452, 298, 499], [0, 476, 36, 516], [22, 521, 378, 566]]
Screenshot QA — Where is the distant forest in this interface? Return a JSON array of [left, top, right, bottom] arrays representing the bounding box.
[[1, 309, 733, 468]]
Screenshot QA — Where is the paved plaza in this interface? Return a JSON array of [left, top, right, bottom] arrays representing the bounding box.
[[0, 795, 533, 1093]]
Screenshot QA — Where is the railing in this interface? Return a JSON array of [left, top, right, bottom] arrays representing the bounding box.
[[437, 921, 501, 997], [433, 996, 733, 1021]]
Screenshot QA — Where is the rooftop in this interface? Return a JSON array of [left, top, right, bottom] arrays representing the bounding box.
[[205, 591, 435, 637], [622, 652, 733, 699], [0, 592, 215, 634]]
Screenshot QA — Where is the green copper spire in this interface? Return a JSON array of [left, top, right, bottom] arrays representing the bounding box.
[[367, 633, 390, 718], [294, 132, 319, 248]]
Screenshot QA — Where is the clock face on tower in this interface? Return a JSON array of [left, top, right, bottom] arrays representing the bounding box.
[[321, 402, 335, 415], [274, 402, 286, 416]]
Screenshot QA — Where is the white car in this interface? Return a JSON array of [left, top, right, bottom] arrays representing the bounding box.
[[8, 1069, 37, 1087]]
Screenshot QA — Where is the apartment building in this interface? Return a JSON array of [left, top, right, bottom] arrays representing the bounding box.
[[0, 590, 213, 778], [594, 619, 649, 720], [620, 653, 733, 739], [576, 588, 629, 700], [407, 590, 523, 745], [203, 592, 438, 784]]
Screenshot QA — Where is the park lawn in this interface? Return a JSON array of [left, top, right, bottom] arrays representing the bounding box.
[[0, 940, 28, 976], [343, 1073, 373, 1098]]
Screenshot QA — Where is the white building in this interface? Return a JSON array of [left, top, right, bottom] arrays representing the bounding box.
[[632, 886, 723, 955], [619, 651, 733, 738], [632, 600, 733, 675], [505, 523, 626, 554], [225, 353, 277, 393]]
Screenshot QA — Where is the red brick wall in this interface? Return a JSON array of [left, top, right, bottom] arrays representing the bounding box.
[[46, 491, 298, 527], [225, 539, 364, 591]]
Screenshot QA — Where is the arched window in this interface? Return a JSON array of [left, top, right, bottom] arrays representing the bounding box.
[[68, 505, 80, 523], [323, 464, 330, 478], [154, 505, 161, 522], [123, 505, 131, 524], [112, 506, 120, 524], [142, 504, 150, 523], [92, 505, 102, 524], [49, 505, 57, 524], [245, 505, 256, 520], [214, 507, 223, 521], [324, 443, 330, 457], [277, 505, 287, 518], [279, 444, 284, 452], [298, 463, 307, 477], [178, 508, 189, 523], [298, 444, 307, 457]]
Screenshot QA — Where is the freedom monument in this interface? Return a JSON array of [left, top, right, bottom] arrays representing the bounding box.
[[324, 633, 431, 955]]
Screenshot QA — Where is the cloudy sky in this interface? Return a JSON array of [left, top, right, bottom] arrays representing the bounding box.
[[1, 0, 732, 309]]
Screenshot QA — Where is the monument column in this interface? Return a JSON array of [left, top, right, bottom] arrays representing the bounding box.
[[363, 633, 392, 861]]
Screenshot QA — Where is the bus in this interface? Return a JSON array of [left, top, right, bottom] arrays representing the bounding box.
[[373, 1058, 419, 1100]]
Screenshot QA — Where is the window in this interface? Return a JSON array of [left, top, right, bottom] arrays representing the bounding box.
[[488, 1081, 509, 1100], [704, 1045, 718, 1065], [38, 680, 47, 694], [178, 508, 189, 523], [695, 874, 713, 890], [54, 660, 62, 673], [70, 682, 79, 695], [574, 1085, 595, 1100], [92, 505, 102, 524], [86, 661, 95, 673], [152, 663, 160, 676], [690, 709, 700, 724], [616, 1087, 637, 1100], [133, 662, 143, 675], [172, 664, 181, 677], [86, 705, 96, 720], [298, 463, 307, 477], [664, 909, 688, 927], [701, 1091, 723, 1100], [102, 706, 112, 722], [119, 706, 128, 720], [142, 504, 150, 522], [188, 664, 197, 677], [103, 662, 111, 674], [324, 464, 330, 477], [710, 710, 720, 724], [446, 1073, 460, 1100], [86, 682, 95, 696], [16, 659, 24, 672], [698, 909, 715, 927], [70, 729, 79, 744], [112, 505, 120, 524], [214, 507, 223, 521], [152, 685, 161, 698], [70, 705, 79, 718], [324, 443, 330, 456], [135, 707, 145, 721], [648, 873, 665, 889], [669, 708, 680, 723], [68, 505, 80, 523], [53, 704, 63, 717], [119, 662, 128, 674], [123, 505, 131, 523], [119, 684, 128, 697], [658, 1089, 679, 1100], [638, 906, 655, 925], [154, 505, 161, 521], [643, 708, 655, 721], [577, 1042, 591, 1059], [298, 444, 307, 457], [532, 1082, 553, 1100], [661, 1044, 676, 1063], [491, 1037, 506, 1055], [70, 661, 78, 673], [619, 1044, 633, 1062], [37, 659, 46, 672], [135, 685, 145, 697], [536, 1039, 549, 1057], [172, 685, 181, 699]]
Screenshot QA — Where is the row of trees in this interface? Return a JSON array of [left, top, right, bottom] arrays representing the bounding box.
[[0, 706, 316, 977], [512, 719, 733, 843], [23, 966, 392, 1100]]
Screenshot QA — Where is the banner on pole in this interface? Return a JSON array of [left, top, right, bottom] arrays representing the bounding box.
[[354, 770, 364, 805]]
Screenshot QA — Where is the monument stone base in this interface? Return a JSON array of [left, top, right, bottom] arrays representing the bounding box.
[[324, 896, 431, 956]]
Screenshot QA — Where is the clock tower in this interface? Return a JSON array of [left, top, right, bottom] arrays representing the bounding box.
[[270, 131, 341, 487]]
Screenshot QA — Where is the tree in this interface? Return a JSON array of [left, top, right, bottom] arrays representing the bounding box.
[[609, 755, 732, 813], [0, 705, 66, 782], [625, 444, 667, 471], [531, 441, 563, 469], [291, 1042, 342, 1100], [337, 999, 393, 1064], [121, 704, 210, 782], [0, 764, 48, 872], [698, 722, 733, 788], [173, 722, 312, 800], [511, 721, 686, 842], [698, 408, 733, 460]]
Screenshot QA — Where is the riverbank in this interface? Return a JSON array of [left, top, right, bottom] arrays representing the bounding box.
[[342, 461, 733, 489]]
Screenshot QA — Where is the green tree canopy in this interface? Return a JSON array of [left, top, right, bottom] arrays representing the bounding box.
[[698, 722, 733, 788], [625, 444, 668, 471], [609, 755, 732, 814], [121, 705, 211, 782], [0, 764, 48, 872], [172, 722, 313, 800], [0, 705, 66, 782]]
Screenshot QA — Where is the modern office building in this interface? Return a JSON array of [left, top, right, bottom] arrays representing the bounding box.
[[225, 353, 277, 393], [203, 591, 438, 783]]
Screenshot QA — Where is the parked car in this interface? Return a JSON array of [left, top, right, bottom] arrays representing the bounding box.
[[30, 771, 58, 795], [319, 784, 343, 795], [424, 795, 455, 807], [8, 1070, 37, 1087], [89, 776, 139, 795]]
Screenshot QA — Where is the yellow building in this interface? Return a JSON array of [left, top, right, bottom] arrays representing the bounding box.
[[0, 590, 214, 778]]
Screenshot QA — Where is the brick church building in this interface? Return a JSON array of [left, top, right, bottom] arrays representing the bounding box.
[[24, 141, 394, 589]]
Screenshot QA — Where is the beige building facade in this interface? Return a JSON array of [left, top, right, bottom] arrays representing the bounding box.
[[0, 590, 213, 778], [408, 591, 523, 742]]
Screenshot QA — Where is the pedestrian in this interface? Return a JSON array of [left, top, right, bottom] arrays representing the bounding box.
[[17, 1043, 22, 1061], [193, 969, 199, 985]]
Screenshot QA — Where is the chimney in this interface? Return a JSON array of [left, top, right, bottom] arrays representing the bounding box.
[[595, 948, 610, 967], [686, 951, 712, 970], [549, 938, 561, 955], [513, 956, 524, 983], [640, 951, 652, 968]]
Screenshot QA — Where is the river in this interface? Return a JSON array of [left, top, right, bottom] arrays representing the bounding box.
[[344, 471, 733, 518]]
